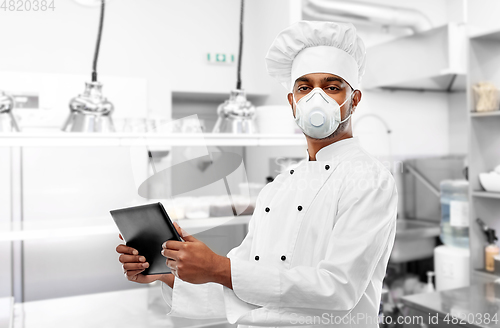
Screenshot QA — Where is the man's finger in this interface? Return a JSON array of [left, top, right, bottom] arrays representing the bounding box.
[[172, 222, 196, 242], [116, 244, 139, 255], [179, 233, 196, 242], [123, 262, 149, 271], [124, 269, 144, 278], [118, 254, 146, 264], [173, 221, 182, 235], [163, 240, 184, 250], [118, 234, 123, 241], [161, 248, 180, 260], [166, 258, 177, 270]]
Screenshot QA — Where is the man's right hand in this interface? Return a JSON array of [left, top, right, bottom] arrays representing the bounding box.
[[116, 234, 175, 288]]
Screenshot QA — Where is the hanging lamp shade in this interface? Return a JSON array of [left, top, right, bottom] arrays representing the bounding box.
[[212, 0, 256, 134], [62, 0, 115, 132], [0, 90, 21, 132], [62, 82, 115, 132], [212, 89, 255, 133]]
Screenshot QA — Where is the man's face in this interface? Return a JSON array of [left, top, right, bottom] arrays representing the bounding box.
[[287, 73, 361, 139]]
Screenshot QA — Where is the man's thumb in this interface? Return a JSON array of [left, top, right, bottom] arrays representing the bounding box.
[[173, 222, 196, 242]]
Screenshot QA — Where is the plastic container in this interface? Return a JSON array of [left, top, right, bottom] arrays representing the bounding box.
[[494, 255, 500, 276], [472, 82, 499, 112], [439, 180, 470, 248], [434, 245, 470, 291]]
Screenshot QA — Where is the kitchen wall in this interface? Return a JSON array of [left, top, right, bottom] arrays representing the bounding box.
[[467, 0, 500, 35], [448, 91, 468, 155], [354, 90, 451, 159]]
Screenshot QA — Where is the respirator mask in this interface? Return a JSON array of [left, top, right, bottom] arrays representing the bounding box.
[[293, 87, 354, 139]]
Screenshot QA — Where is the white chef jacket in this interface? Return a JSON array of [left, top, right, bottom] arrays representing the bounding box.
[[161, 136, 398, 327]]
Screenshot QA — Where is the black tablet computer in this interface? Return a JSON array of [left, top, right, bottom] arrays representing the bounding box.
[[110, 202, 183, 275]]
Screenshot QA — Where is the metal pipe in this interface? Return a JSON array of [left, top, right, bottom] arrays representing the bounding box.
[[405, 163, 441, 198], [302, 6, 380, 29], [305, 0, 433, 33]]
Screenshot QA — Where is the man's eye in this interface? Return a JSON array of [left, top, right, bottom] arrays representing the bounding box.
[[326, 86, 340, 91], [298, 86, 310, 91]]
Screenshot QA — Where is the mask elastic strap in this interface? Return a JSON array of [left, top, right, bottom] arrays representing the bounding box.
[[292, 93, 299, 120], [339, 90, 355, 123], [339, 90, 354, 107], [340, 112, 352, 123]]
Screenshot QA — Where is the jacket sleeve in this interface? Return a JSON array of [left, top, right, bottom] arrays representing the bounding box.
[[222, 167, 398, 325], [160, 193, 261, 319]]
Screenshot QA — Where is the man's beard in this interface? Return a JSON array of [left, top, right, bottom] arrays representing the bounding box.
[[315, 102, 352, 141]]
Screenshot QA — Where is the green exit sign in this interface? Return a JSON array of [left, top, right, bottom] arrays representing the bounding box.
[[207, 53, 236, 64]]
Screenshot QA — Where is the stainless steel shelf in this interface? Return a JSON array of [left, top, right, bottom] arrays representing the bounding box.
[[470, 111, 500, 117], [472, 191, 500, 199], [172, 90, 268, 102], [474, 269, 500, 281], [470, 28, 500, 41], [0, 133, 306, 147], [0, 215, 251, 241]]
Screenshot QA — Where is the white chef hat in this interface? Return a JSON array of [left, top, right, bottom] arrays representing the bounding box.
[[265, 21, 366, 92]]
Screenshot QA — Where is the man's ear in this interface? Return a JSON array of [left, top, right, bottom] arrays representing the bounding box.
[[287, 93, 296, 118], [351, 89, 362, 114], [287, 93, 293, 107]]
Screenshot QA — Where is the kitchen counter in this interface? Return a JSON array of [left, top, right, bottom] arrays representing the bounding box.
[[11, 285, 234, 328], [401, 283, 500, 328]]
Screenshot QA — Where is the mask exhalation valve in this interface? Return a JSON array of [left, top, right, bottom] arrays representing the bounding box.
[[310, 112, 325, 127]]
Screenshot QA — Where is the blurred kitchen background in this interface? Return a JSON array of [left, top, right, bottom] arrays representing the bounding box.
[[1, 0, 500, 327]]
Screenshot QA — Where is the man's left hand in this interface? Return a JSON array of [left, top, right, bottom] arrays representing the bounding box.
[[162, 222, 230, 286]]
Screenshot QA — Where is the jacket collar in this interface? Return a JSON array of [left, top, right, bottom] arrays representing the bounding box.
[[306, 136, 359, 161]]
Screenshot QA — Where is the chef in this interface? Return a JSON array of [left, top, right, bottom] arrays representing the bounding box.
[[117, 21, 398, 327]]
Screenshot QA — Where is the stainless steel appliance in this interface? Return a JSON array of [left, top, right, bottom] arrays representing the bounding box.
[[62, 82, 115, 132], [212, 89, 256, 133], [0, 90, 20, 132]]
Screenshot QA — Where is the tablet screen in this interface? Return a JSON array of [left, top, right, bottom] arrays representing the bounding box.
[[110, 202, 182, 275]]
